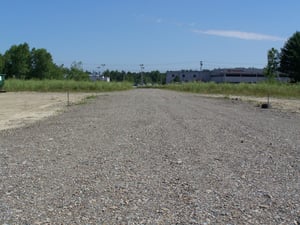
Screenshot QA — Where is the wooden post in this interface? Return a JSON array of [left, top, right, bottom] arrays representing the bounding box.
[[67, 90, 70, 106]]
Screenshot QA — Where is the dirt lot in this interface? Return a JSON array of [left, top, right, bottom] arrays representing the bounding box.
[[0, 89, 299, 224], [0, 92, 96, 131], [201, 94, 300, 114]]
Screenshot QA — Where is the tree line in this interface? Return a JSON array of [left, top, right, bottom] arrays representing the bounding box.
[[0, 42, 166, 84], [265, 31, 300, 82], [102, 70, 166, 84], [0, 43, 90, 80]]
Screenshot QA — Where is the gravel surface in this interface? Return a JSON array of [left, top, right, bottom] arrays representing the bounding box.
[[0, 89, 299, 224]]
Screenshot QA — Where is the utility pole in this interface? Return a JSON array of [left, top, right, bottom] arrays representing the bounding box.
[[101, 64, 106, 74], [140, 64, 144, 85], [101, 64, 108, 81], [200, 61, 203, 71]]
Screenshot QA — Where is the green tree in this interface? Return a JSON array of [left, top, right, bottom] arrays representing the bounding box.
[[280, 31, 300, 82], [173, 75, 181, 83], [50, 64, 66, 80], [4, 43, 31, 79], [30, 48, 54, 79], [149, 70, 166, 84], [264, 48, 280, 80], [0, 53, 4, 73], [67, 61, 89, 81], [125, 71, 135, 83], [104, 70, 124, 82]]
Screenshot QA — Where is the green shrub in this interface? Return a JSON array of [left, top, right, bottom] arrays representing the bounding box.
[[4, 79, 133, 92], [164, 82, 300, 99]]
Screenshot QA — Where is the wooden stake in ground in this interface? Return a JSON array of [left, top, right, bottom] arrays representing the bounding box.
[[67, 90, 70, 106]]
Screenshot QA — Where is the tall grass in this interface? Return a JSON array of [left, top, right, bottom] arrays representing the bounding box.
[[164, 82, 300, 99], [4, 79, 133, 92], [5, 79, 300, 99]]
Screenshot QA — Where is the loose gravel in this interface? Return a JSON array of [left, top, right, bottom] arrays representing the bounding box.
[[0, 89, 299, 224]]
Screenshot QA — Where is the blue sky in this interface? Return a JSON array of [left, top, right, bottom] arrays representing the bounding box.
[[0, 0, 299, 72]]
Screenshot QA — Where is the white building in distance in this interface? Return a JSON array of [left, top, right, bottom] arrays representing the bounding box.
[[89, 72, 110, 82], [166, 68, 289, 84]]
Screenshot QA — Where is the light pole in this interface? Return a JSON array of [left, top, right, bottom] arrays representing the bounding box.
[[140, 64, 144, 85], [100, 64, 108, 81], [97, 66, 101, 78], [101, 64, 106, 75]]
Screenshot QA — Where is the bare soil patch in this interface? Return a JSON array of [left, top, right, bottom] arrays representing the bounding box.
[[0, 92, 95, 131], [199, 94, 300, 113]]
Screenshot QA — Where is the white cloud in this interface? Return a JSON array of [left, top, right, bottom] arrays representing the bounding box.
[[156, 18, 163, 23], [188, 22, 196, 27], [193, 29, 285, 41]]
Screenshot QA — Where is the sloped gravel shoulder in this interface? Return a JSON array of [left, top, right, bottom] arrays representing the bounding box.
[[0, 89, 299, 224], [199, 94, 300, 114]]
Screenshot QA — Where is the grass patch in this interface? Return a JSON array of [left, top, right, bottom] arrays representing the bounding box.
[[136, 84, 164, 89], [74, 95, 98, 105], [4, 79, 133, 92], [85, 95, 97, 100], [164, 82, 300, 99]]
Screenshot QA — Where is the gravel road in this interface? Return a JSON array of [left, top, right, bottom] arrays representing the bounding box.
[[0, 89, 299, 224]]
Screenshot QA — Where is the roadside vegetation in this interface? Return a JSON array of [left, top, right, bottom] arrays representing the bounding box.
[[4, 79, 132, 92], [163, 82, 300, 99]]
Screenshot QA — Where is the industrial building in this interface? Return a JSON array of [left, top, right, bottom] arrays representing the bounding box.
[[89, 72, 110, 82], [166, 68, 290, 84]]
